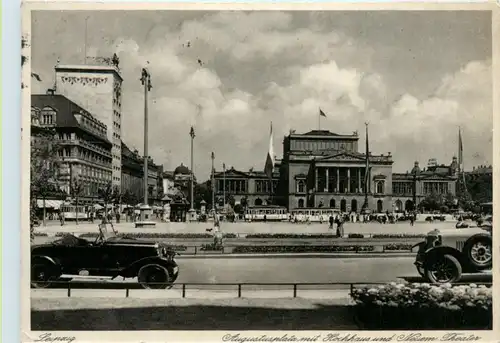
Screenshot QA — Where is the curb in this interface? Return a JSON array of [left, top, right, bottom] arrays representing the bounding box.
[[176, 252, 416, 259]]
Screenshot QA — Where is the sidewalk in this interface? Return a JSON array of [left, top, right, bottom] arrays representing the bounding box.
[[31, 297, 358, 330]]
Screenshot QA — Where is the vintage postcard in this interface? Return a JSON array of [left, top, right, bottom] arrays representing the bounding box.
[[21, 1, 498, 342]]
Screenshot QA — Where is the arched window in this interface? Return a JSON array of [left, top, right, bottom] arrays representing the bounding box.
[[329, 199, 335, 208], [340, 199, 347, 212], [41, 106, 57, 125], [351, 199, 358, 212], [376, 180, 385, 194], [298, 199, 305, 208], [296, 180, 306, 194], [255, 198, 263, 206], [395, 200, 403, 212]]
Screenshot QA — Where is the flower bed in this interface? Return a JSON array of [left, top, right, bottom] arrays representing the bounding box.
[[351, 282, 492, 329], [75, 232, 237, 239], [372, 234, 425, 239], [245, 233, 334, 239], [348, 233, 365, 238], [33, 232, 48, 237], [232, 245, 375, 254], [164, 245, 188, 252], [200, 243, 224, 251], [383, 243, 414, 251]]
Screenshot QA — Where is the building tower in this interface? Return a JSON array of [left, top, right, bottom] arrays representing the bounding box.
[[54, 62, 123, 190]]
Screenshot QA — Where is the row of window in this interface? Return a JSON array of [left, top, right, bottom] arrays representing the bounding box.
[[31, 107, 56, 126], [290, 140, 355, 152], [80, 165, 112, 181]]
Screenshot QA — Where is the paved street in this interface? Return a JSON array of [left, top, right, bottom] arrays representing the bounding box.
[[35, 220, 455, 235], [32, 256, 418, 298]]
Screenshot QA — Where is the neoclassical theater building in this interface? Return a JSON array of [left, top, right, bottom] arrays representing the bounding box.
[[213, 129, 458, 213]]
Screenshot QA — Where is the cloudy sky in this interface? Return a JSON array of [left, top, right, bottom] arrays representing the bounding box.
[[31, 10, 492, 180]]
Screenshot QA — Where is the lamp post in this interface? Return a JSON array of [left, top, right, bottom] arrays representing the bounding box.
[[411, 161, 421, 212], [211, 152, 215, 212], [189, 126, 195, 213], [138, 67, 154, 225]]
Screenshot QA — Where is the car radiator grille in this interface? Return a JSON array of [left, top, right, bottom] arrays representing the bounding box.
[[456, 241, 465, 251]]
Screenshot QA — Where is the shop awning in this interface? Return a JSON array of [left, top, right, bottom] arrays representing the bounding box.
[[36, 199, 63, 209]]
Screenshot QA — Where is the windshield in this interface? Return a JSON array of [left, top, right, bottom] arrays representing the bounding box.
[[98, 223, 118, 240]]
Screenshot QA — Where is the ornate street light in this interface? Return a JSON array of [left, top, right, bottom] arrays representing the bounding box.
[[189, 126, 196, 212]]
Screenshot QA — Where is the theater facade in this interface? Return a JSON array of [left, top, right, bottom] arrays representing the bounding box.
[[213, 129, 458, 213]]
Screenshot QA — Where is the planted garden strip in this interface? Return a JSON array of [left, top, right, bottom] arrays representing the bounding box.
[[351, 283, 492, 329], [43, 232, 426, 239]]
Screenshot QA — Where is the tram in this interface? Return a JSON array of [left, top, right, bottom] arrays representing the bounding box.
[[244, 206, 288, 222], [60, 204, 89, 220], [289, 208, 341, 223]]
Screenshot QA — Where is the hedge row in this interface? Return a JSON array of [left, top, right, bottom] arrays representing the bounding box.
[[231, 245, 376, 254], [351, 283, 492, 329], [383, 243, 414, 251], [76, 232, 238, 239]]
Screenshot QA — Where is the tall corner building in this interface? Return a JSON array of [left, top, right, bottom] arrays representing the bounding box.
[[55, 64, 123, 190]]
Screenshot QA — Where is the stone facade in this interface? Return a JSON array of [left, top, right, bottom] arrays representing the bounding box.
[[55, 64, 124, 190]]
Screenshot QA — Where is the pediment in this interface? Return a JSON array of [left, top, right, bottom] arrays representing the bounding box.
[[214, 168, 248, 178], [316, 152, 365, 162]]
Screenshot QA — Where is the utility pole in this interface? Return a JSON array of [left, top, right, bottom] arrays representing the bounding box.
[[139, 67, 153, 224], [189, 126, 195, 212], [211, 152, 215, 213]]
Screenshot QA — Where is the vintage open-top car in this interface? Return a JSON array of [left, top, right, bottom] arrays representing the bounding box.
[[413, 226, 492, 283], [31, 223, 179, 289]]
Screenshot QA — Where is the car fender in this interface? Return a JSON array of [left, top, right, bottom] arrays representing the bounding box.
[[116, 256, 175, 278], [31, 255, 62, 275], [422, 246, 465, 269]]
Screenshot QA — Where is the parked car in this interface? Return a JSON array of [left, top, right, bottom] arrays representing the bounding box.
[[412, 227, 492, 283], [31, 223, 179, 289]]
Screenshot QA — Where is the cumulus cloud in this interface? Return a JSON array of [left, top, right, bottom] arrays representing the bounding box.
[[31, 11, 492, 179]]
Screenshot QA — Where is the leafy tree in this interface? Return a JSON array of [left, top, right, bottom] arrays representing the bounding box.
[[98, 182, 114, 215], [418, 192, 442, 212], [112, 185, 122, 206], [31, 128, 61, 226], [194, 181, 212, 209], [71, 176, 85, 225], [121, 190, 132, 205]]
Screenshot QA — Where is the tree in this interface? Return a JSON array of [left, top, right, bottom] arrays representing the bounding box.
[[112, 185, 122, 206], [121, 190, 132, 205], [98, 182, 114, 215], [194, 181, 211, 209], [71, 176, 84, 225], [31, 128, 61, 226], [418, 192, 442, 212]]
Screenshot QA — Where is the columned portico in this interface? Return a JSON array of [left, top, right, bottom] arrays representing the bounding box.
[[314, 166, 365, 194]]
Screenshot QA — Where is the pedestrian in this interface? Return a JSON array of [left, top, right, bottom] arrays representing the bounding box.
[[336, 216, 344, 238], [116, 211, 120, 224], [59, 211, 65, 226], [89, 211, 94, 223], [329, 215, 334, 230]]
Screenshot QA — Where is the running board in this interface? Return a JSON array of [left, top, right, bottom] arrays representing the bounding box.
[[60, 275, 114, 280]]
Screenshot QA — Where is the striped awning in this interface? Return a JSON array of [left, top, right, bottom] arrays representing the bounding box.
[[36, 199, 63, 209]]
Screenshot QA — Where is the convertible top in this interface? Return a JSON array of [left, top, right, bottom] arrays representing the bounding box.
[[53, 234, 89, 247]]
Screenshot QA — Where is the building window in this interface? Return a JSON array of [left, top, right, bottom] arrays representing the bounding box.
[[41, 106, 57, 125], [296, 180, 306, 194], [375, 180, 385, 194], [298, 199, 305, 208]]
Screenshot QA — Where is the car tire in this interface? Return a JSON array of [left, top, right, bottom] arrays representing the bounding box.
[[138, 264, 170, 289], [425, 254, 462, 284], [31, 263, 57, 288], [463, 234, 492, 270]]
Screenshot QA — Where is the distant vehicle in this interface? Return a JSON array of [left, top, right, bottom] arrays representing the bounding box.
[[413, 227, 492, 283], [289, 208, 341, 223], [60, 204, 89, 221], [245, 206, 288, 222], [31, 223, 179, 289]]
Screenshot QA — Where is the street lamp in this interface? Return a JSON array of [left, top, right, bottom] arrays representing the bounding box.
[[189, 126, 195, 213], [211, 152, 215, 212], [138, 67, 154, 226], [411, 161, 421, 212]]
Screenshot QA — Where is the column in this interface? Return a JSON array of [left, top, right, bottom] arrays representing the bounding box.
[[336, 168, 340, 192], [347, 168, 351, 193], [325, 168, 329, 192], [315, 168, 319, 191], [358, 168, 361, 193]]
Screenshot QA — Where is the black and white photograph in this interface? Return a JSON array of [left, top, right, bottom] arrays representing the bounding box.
[[23, 2, 497, 338]]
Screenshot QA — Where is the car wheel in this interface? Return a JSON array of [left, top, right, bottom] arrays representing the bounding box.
[[463, 234, 492, 270], [31, 263, 56, 288], [425, 254, 462, 284], [138, 264, 170, 289]]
